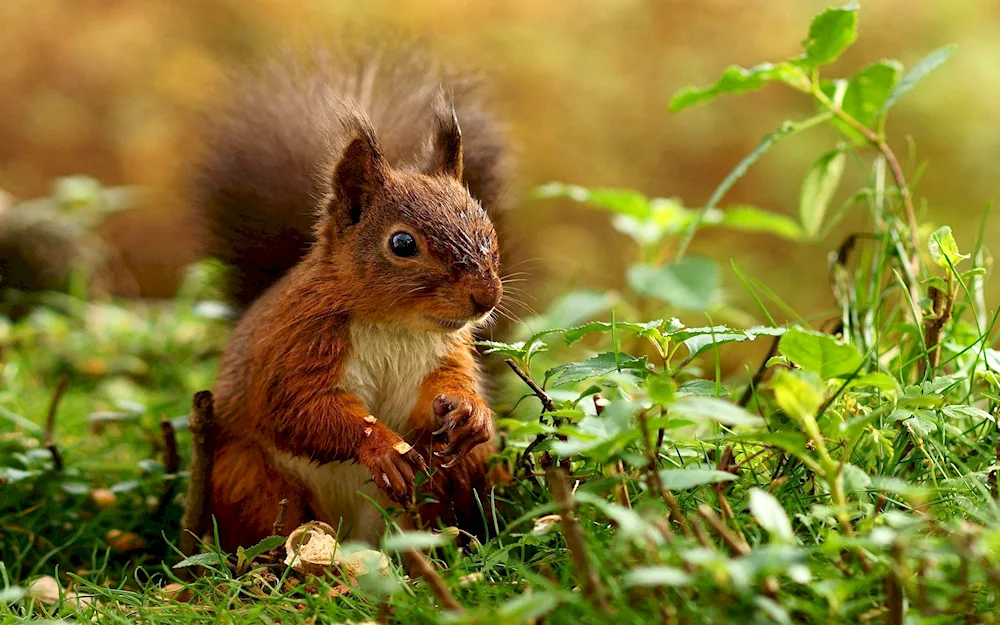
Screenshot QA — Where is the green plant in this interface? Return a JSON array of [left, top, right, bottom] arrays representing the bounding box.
[[2, 4, 999, 624]]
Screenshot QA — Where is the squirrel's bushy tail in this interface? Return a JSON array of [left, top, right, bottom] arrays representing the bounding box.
[[191, 47, 511, 308]]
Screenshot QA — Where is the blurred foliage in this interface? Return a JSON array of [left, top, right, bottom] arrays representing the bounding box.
[[1, 0, 998, 315]]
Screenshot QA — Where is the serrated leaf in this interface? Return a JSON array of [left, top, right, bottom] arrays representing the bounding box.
[[942, 405, 995, 423], [624, 566, 692, 587], [627, 257, 719, 311], [749, 488, 794, 542], [842, 60, 902, 128], [671, 396, 764, 427], [718, 205, 804, 240], [657, 469, 737, 490], [779, 327, 863, 379], [801, 4, 860, 68], [173, 552, 224, 569], [799, 150, 845, 239], [928, 226, 969, 269], [525, 290, 617, 333], [547, 352, 648, 386], [670, 62, 809, 112], [561, 320, 664, 346], [242, 536, 285, 562], [880, 44, 956, 114]]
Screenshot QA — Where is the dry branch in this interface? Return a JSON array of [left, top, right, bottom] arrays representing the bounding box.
[[43, 377, 69, 471], [180, 391, 216, 556], [547, 466, 609, 612], [405, 549, 464, 613], [154, 418, 180, 518]]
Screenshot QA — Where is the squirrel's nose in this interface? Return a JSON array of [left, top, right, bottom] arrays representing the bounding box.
[[470, 283, 501, 316]]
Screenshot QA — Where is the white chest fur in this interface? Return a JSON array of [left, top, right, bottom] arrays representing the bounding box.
[[272, 321, 452, 542]]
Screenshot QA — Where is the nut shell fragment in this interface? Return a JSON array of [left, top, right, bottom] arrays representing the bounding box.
[[341, 549, 390, 578], [284, 521, 342, 575]]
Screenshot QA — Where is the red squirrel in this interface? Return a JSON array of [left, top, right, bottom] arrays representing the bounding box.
[[191, 49, 511, 550]]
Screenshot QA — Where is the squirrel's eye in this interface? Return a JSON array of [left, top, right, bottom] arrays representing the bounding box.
[[389, 232, 418, 258]]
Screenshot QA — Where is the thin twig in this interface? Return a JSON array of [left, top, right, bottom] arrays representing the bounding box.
[[154, 418, 180, 518], [43, 377, 69, 471], [919, 284, 954, 379], [885, 543, 904, 625], [547, 466, 609, 612], [697, 505, 749, 556], [638, 410, 692, 538], [273, 499, 289, 537], [405, 549, 464, 613], [827, 105, 923, 324], [505, 358, 564, 473], [990, 435, 999, 501], [504, 358, 555, 412], [180, 391, 216, 556]]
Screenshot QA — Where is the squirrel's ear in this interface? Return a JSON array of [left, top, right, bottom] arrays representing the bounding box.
[[331, 125, 387, 227], [426, 95, 463, 182]]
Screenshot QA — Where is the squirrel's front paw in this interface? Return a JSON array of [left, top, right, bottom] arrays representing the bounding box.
[[358, 425, 428, 505], [432, 394, 494, 468]]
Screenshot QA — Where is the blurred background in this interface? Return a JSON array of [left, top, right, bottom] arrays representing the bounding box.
[[1, 0, 997, 319]]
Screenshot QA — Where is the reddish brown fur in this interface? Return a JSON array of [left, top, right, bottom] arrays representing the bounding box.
[[196, 48, 508, 551]]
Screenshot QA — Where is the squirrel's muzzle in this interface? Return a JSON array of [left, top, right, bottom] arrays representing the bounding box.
[[469, 279, 502, 317]]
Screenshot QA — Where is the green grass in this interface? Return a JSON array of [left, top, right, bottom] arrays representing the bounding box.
[[3, 4, 1000, 624]]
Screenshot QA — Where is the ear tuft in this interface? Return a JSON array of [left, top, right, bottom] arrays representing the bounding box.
[[331, 118, 386, 227], [427, 91, 463, 181]]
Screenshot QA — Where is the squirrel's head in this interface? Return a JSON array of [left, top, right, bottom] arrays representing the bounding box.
[[317, 104, 502, 334]]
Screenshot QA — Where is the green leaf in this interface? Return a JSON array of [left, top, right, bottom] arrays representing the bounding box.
[[552, 399, 637, 456], [497, 591, 560, 621], [880, 44, 956, 114], [670, 62, 809, 112], [656, 468, 737, 490], [749, 488, 794, 542], [474, 339, 528, 360], [535, 183, 651, 218], [547, 352, 648, 386], [842, 60, 902, 128], [779, 327, 863, 379], [799, 150, 845, 239], [718, 205, 804, 240], [382, 530, 452, 552], [670, 396, 765, 427], [771, 369, 824, 422], [624, 566, 692, 587], [627, 257, 719, 311], [561, 320, 664, 346], [0, 587, 26, 603], [242, 536, 285, 563], [801, 4, 860, 68], [941, 405, 995, 423], [928, 226, 969, 269], [173, 552, 225, 569]]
